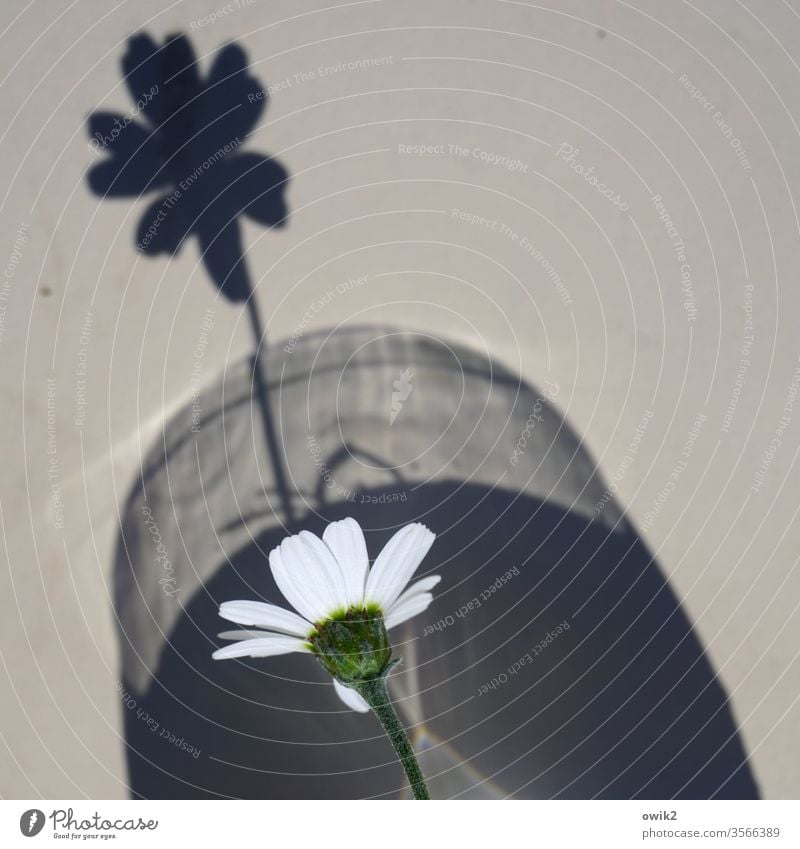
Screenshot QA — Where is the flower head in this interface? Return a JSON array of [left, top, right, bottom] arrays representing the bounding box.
[[213, 519, 438, 712]]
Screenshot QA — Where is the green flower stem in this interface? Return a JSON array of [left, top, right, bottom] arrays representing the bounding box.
[[355, 676, 431, 800]]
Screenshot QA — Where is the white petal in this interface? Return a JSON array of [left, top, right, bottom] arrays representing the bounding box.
[[389, 575, 441, 609], [219, 600, 311, 637], [218, 629, 273, 641], [279, 532, 347, 619], [365, 523, 436, 610], [212, 635, 310, 660], [333, 678, 370, 713], [385, 592, 435, 630], [269, 542, 330, 623], [323, 518, 369, 608], [298, 530, 350, 611]]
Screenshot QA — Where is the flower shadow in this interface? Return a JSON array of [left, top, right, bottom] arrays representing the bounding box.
[[87, 32, 288, 302], [88, 32, 297, 524]]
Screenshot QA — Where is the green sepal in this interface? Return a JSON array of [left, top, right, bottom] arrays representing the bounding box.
[[309, 607, 392, 683]]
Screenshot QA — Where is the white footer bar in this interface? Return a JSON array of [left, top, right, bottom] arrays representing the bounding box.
[[2, 800, 798, 848]]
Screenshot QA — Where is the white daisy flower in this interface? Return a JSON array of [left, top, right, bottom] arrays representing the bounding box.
[[212, 518, 439, 713]]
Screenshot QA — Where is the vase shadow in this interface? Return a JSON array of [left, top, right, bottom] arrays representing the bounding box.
[[113, 327, 759, 799]]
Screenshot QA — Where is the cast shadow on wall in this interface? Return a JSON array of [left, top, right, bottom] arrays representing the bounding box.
[[113, 329, 760, 800], [87, 31, 288, 303], [87, 31, 295, 524]]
